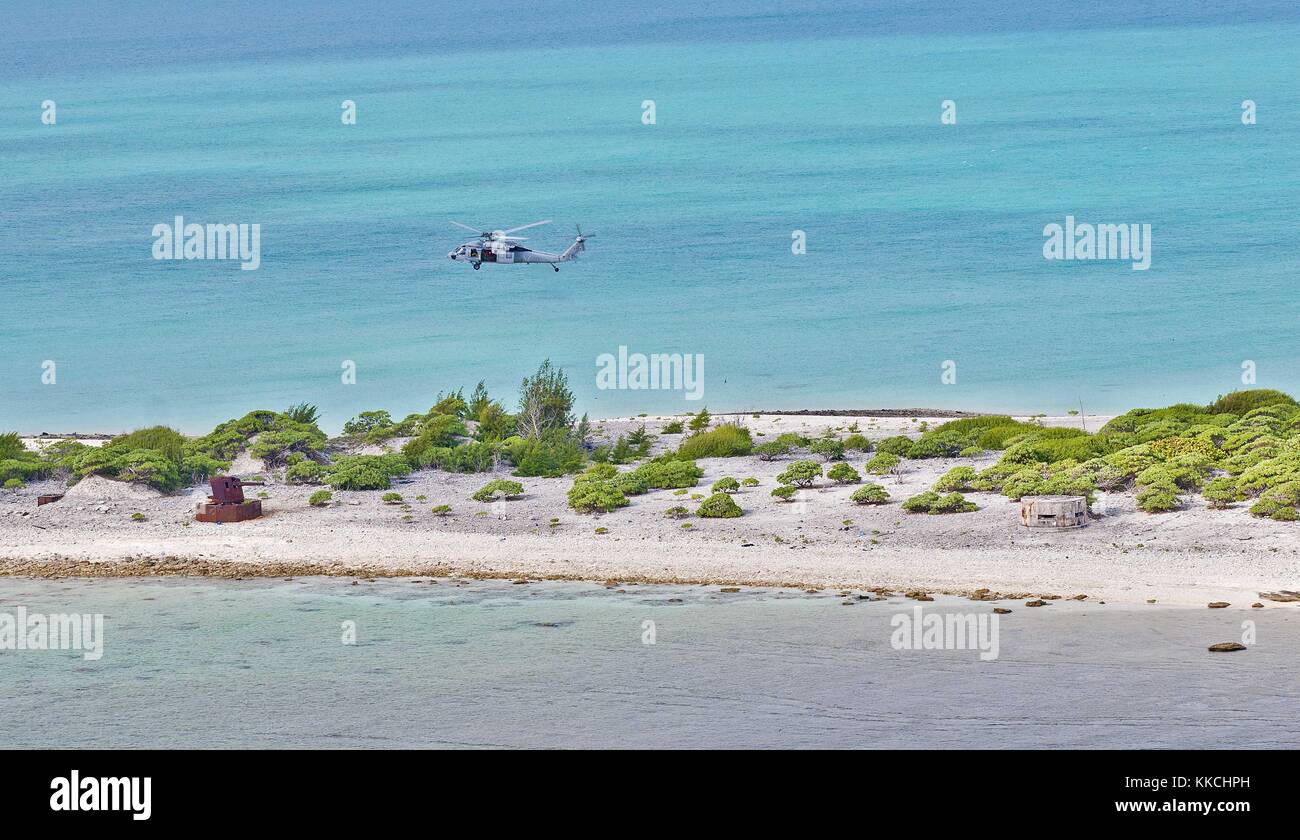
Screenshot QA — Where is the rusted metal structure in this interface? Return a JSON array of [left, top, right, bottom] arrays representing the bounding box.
[[37, 494, 64, 506], [1019, 495, 1087, 529], [195, 476, 265, 523]]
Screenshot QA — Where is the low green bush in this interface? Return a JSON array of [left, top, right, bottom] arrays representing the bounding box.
[[875, 436, 913, 457], [675, 424, 753, 459], [771, 485, 798, 501], [711, 477, 740, 493], [777, 460, 822, 487], [850, 484, 889, 505], [903, 491, 975, 514], [285, 460, 325, 485], [826, 462, 861, 484], [697, 493, 743, 518], [864, 452, 900, 475], [471, 479, 525, 502], [842, 433, 870, 451], [810, 438, 846, 462], [325, 454, 411, 490], [308, 490, 332, 507], [934, 466, 977, 492], [754, 441, 791, 461], [1202, 476, 1239, 509]]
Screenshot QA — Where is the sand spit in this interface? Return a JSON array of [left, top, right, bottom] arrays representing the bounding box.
[[3, 413, 1297, 606]]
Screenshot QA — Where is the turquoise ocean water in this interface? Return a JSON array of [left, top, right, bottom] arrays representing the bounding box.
[[3, 2, 1300, 434]]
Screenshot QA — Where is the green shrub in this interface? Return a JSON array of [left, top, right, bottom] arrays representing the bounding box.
[[114, 449, 182, 491], [431, 504, 452, 516], [907, 429, 969, 459], [850, 484, 889, 505], [0, 432, 24, 461], [472, 479, 525, 502], [902, 491, 940, 513], [875, 436, 913, 457], [697, 492, 743, 518], [567, 479, 629, 514], [504, 431, 586, 477], [741, 477, 760, 487], [864, 452, 900, 475], [249, 422, 328, 466], [687, 408, 712, 433], [842, 433, 870, 451], [308, 490, 333, 507], [3, 478, 24, 491], [343, 410, 393, 437], [773, 433, 809, 449], [381, 492, 403, 504], [1202, 476, 1239, 509], [754, 441, 791, 461], [930, 492, 977, 514], [934, 466, 977, 492], [1247, 481, 1300, 520], [401, 414, 468, 461], [771, 485, 798, 501], [1136, 483, 1180, 513], [826, 462, 861, 484], [1208, 389, 1298, 416], [777, 460, 822, 487], [285, 460, 325, 485], [1001, 468, 1046, 500], [661, 420, 685, 435], [325, 454, 411, 490], [632, 459, 703, 489], [903, 491, 975, 514], [810, 438, 846, 461], [711, 476, 740, 493], [676, 424, 753, 459], [958, 446, 983, 457], [411, 441, 499, 473]]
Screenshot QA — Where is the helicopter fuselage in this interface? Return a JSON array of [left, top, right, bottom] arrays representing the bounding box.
[[447, 235, 586, 270]]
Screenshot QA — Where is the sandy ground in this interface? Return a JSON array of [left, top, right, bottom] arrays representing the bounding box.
[[3, 413, 1298, 607]]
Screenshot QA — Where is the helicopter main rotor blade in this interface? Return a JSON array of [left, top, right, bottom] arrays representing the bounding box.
[[501, 219, 552, 235], [450, 220, 488, 234]]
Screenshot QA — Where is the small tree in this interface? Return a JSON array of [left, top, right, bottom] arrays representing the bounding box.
[[687, 407, 712, 433], [517, 359, 575, 440], [711, 476, 740, 494]]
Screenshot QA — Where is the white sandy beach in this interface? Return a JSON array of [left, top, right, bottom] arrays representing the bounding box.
[[3, 412, 1298, 608]]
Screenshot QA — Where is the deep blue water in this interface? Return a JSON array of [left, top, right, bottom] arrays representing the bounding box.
[[3, 1, 1300, 433]]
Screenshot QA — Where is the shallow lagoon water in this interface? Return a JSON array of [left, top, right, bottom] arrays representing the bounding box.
[[1, 577, 1295, 748]]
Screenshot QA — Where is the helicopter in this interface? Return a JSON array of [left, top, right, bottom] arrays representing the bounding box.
[[447, 220, 591, 271]]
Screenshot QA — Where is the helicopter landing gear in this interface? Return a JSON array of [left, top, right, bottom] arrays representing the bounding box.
[[472, 262, 481, 270], [552, 265, 560, 272]]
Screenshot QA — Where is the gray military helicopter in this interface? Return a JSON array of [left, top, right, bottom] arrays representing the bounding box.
[[447, 219, 590, 271]]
